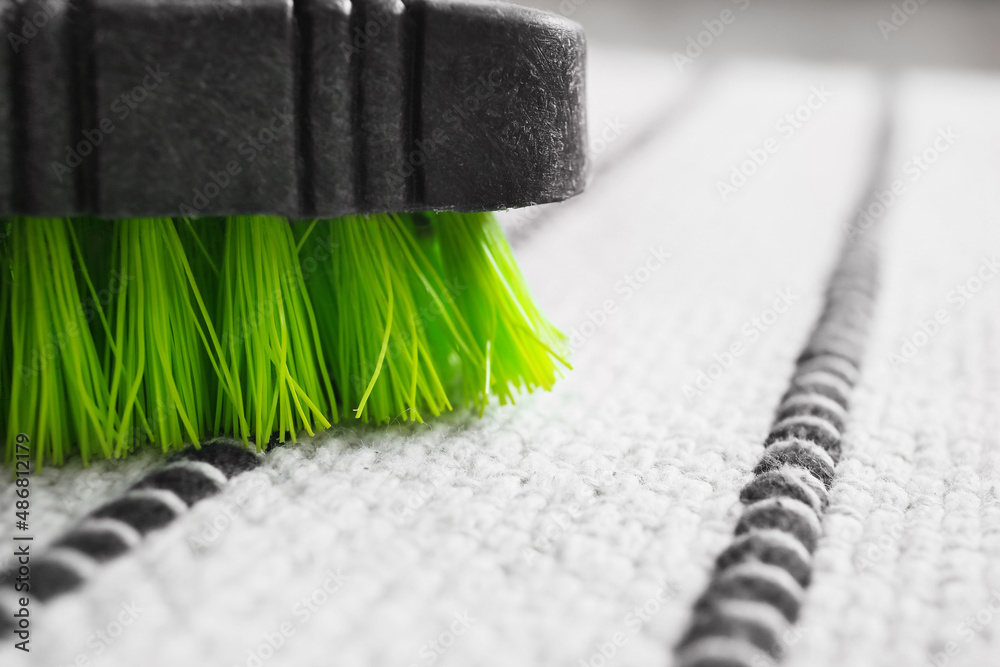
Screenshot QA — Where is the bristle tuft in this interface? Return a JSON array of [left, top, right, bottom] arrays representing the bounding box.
[[1, 212, 567, 464]]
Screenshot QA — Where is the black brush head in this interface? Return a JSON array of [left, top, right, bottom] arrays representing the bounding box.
[[0, 0, 587, 219]]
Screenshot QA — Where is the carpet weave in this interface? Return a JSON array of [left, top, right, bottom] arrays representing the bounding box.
[[2, 52, 998, 667]]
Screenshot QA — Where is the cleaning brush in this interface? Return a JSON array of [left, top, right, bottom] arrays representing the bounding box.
[[0, 0, 587, 466]]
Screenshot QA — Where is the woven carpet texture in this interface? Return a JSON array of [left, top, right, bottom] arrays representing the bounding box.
[[2, 50, 999, 667]]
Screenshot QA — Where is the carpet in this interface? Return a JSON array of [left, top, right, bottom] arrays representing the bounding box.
[[3, 49, 999, 667]]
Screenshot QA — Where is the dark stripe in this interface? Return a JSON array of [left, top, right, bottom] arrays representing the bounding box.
[[715, 533, 812, 588], [133, 466, 223, 506], [694, 572, 800, 623], [735, 502, 819, 554], [780, 381, 849, 411], [764, 422, 842, 461], [32, 557, 86, 602], [52, 529, 131, 562], [675, 87, 892, 665], [755, 440, 836, 490], [264, 431, 288, 452], [0, 441, 258, 612], [0, 606, 13, 637], [793, 350, 859, 376], [740, 470, 828, 514], [90, 496, 179, 536], [171, 440, 261, 478], [773, 402, 845, 434]]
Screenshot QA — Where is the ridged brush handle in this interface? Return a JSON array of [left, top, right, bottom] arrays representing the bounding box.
[[0, 0, 587, 218]]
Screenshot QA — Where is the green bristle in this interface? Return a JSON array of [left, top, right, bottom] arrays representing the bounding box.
[[431, 211, 569, 410], [309, 213, 474, 423], [105, 219, 223, 457], [2, 218, 114, 467], [1, 212, 568, 465], [215, 216, 336, 445], [0, 222, 9, 457]]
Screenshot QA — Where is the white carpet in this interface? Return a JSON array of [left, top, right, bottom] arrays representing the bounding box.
[[3, 50, 999, 667]]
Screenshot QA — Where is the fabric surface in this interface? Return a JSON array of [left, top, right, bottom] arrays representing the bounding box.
[[2, 49, 999, 667]]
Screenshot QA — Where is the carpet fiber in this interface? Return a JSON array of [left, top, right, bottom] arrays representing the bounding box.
[[3, 51, 1000, 667]]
